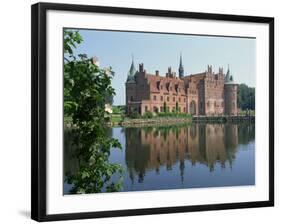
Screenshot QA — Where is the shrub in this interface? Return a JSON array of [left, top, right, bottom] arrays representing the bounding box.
[[129, 110, 141, 119], [142, 111, 153, 119], [157, 112, 192, 118]]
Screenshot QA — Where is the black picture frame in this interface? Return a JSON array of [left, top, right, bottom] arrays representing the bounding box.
[[31, 2, 274, 222]]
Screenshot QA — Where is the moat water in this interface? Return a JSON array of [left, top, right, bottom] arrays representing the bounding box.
[[64, 123, 255, 194]]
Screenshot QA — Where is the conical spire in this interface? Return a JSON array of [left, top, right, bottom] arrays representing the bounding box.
[[178, 53, 184, 79], [127, 55, 136, 83], [225, 64, 235, 84], [180, 53, 183, 67], [128, 54, 136, 76]]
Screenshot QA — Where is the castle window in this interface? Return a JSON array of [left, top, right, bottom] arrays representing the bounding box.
[[167, 97, 169, 102], [157, 81, 161, 90], [173, 97, 175, 102], [161, 96, 163, 101], [160, 106, 163, 112], [183, 107, 186, 112], [153, 95, 157, 101], [179, 97, 181, 102], [145, 106, 148, 112]]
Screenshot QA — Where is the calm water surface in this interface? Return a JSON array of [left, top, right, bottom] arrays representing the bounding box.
[[64, 123, 255, 194]]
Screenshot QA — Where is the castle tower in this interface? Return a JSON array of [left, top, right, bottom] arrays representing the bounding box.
[[125, 56, 137, 114], [178, 53, 184, 79], [224, 65, 238, 115]]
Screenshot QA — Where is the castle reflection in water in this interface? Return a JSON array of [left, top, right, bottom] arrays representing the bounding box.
[[124, 123, 255, 184]]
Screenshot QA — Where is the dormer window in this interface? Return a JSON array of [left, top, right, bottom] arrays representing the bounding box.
[[166, 83, 170, 91], [175, 84, 179, 92], [157, 81, 161, 90]]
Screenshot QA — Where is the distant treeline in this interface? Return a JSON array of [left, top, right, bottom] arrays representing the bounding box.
[[237, 84, 255, 110]]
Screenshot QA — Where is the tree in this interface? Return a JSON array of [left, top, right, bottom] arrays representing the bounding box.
[[176, 102, 179, 113], [163, 101, 167, 113], [64, 30, 123, 194], [237, 84, 255, 111]]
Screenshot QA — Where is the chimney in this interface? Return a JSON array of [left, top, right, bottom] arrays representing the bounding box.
[[168, 66, 172, 75], [155, 70, 159, 76], [139, 63, 144, 72]]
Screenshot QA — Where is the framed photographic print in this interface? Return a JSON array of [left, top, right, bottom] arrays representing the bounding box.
[[31, 2, 274, 222]]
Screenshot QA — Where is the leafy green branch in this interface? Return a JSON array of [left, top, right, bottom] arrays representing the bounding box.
[[63, 30, 123, 194]]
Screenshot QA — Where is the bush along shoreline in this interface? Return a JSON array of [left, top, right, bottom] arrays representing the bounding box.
[[107, 112, 193, 127]]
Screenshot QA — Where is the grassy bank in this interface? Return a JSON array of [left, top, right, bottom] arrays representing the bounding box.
[[108, 113, 192, 127]]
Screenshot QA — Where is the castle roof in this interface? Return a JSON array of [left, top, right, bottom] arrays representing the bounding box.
[[126, 56, 137, 83], [225, 65, 236, 84], [145, 73, 186, 94]]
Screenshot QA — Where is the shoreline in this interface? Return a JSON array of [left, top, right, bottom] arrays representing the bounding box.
[[107, 115, 255, 127], [64, 115, 255, 128], [192, 115, 255, 123], [107, 117, 192, 127]]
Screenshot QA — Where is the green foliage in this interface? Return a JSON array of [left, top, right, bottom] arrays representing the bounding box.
[[239, 109, 255, 116], [110, 114, 124, 123], [112, 105, 125, 114], [129, 110, 141, 119], [175, 102, 179, 113], [163, 102, 167, 113], [64, 30, 123, 194], [237, 84, 255, 111], [157, 112, 192, 118], [64, 30, 83, 55], [142, 111, 153, 119], [105, 94, 114, 105]]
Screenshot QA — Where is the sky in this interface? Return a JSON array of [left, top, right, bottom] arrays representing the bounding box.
[[66, 28, 256, 106]]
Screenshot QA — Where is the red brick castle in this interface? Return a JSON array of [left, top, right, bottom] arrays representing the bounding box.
[[125, 55, 237, 116]]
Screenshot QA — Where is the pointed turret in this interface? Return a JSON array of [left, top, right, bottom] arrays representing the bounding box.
[[126, 55, 136, 83], [224, 64, 238, 115], [225, 65, 235, 84], [178, 53, 184, 79]]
